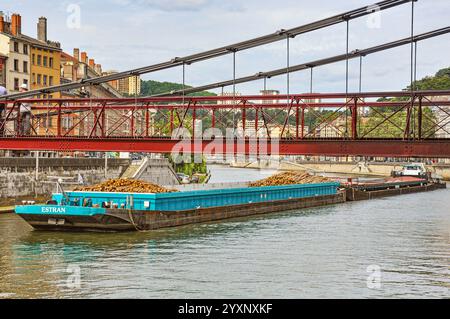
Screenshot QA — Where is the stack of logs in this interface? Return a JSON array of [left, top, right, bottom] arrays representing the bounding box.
[[249, 172, 332, 187], [74, 179, 177, 193]]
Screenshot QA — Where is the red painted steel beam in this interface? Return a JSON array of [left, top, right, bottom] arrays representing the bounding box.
[[5, 101, 450, 113], [6, 90, 450, 105], [351, 99, 358, 139], [1, 137, 449, 158]]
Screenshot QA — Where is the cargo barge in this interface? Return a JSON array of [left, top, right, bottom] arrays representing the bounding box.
[[342, 176, 446, 201], [15, 182, 344, 232], [14, 175, 446, 232]]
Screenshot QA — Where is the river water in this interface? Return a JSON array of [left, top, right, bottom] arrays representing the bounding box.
[[0, 165, 449, 299]]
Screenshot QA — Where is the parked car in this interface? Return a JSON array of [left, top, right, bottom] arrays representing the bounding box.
[[177, 173, 190, 184], [190, 175, 199, 183], [131, 153, 144, 161], [391, 163, 427, 178]]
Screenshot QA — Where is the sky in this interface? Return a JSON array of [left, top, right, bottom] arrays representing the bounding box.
[[1, 0, 449, 95]]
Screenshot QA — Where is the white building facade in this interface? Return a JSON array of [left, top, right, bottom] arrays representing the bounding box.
[[0, 33, 30, 93]]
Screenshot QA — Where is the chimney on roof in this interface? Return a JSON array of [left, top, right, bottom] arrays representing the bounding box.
[[11, 13, 21, 36], [80, 52, 88, 64], [0, 14, 4, 33], [17, 14, 22, 34], [88, 59, 95, 68], [94, 64, 102, 74], [73, 48, 80, 61], [37, 17, 47, 42]]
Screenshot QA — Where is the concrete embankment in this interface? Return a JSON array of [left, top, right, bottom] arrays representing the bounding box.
[[0, 157, 179, 207], [230, 160, 450, 181], [0, 206, 13, 214]]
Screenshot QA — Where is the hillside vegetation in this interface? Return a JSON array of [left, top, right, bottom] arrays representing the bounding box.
[[140, 80, 216, 97], [407, 67, 450, 90]]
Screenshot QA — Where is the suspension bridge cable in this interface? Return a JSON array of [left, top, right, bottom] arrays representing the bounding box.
[[232, 50, 236, 134], [287, 34, 290, 135], [309, 67, 313, 135], [182, 62, 186, 107], [408, 0, 415, 140], [345, 19, 350, 137], [414, 41, 417, 89], [359, 56, 363, 93], [413, 40, 418, 137], [410, 0, 415, 91]]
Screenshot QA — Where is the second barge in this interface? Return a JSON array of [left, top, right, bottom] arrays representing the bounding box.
[[343, 176, 446, 201]]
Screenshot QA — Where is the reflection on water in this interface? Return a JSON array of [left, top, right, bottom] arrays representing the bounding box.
[[0, 165, 449, 298]]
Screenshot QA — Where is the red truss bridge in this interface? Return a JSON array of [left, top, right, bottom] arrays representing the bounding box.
[[1, 90, 449, 157], [1, 0, 449, 157]]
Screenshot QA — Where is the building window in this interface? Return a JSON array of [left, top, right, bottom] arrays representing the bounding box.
[[49, 76, 53, 86], [23, 44, 28, 55], [32, 73, 36, 84], [37, 55, 42, 66], [14, 78, 19, 90], [23, 61, 28, 73], [23, 79, 28, 86], [32, 54, 35, 65], [42, 117, 53, 128], [43, 56, 48, 67], [49, 57, 53, 68], [14, 59, 19, 71], [43, 75, 47, 86], [13, 42, 19, 52], [62, 117, 73, 129], [37, 74, 41, 85]]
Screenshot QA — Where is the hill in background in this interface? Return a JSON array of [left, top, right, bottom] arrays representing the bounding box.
[[140, 80, 216, 97], [407, 67, 450, 90]]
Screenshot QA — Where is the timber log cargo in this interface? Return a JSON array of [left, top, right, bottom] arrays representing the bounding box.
[[249, 172, 332, 187], [74, 179, 177, 193]]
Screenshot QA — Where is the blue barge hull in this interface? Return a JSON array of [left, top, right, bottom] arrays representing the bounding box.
[[15, 183, 343, 232]]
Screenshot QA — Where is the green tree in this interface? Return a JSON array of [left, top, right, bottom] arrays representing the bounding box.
[[364, 66, 450, 138], [361, 107, 436, 138]]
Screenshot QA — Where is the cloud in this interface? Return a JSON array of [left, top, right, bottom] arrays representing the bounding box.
[[111, 0, 212, 12]]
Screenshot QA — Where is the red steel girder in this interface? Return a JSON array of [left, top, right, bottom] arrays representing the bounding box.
[[7, 100, 450, 111], [7, 89, 450, 105], [1, 137, 449, 158]]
